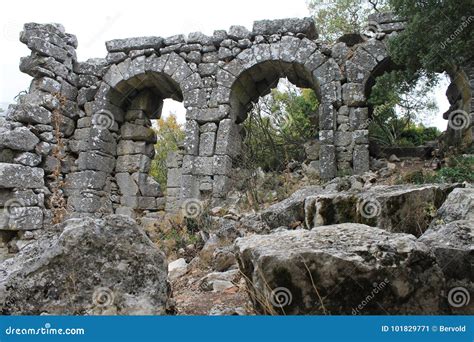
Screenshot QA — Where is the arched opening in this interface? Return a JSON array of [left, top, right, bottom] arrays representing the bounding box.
[[110, 72, 184, 217], [363, 58, 472, 178], [224, 60, 322, 208]]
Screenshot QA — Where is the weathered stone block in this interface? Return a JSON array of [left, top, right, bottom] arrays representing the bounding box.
[[0, 206, 43, 231], [0, 164, 44, 189], [215, 119, 241, 157], [184, 120, 200, 155], [77, 151, 115, 173], [334, 131, 353, 147], [65, 171, 107, 190], [167, 168, 182, 188], [320, 145, 336, 180], [106, 36, 163, 52], [193, 156, 214, 176], [14, 152, 42, 167], [342, 83, 366, 106], [133, 173, 162, 197], [199, 132, 216, 156], [252, 17, 318, 39], [0, 127, 39, 152], [117, 140, 154, 158], [349, 107, 369, 130], [353, 144, 370, 174], [120, 123, 157, 143], [115, 155, 151, 173], [188, 105, 230, 123], [213, 155, 232, 175]]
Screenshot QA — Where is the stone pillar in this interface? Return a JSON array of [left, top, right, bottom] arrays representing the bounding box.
[[1, 23, 79, 234]]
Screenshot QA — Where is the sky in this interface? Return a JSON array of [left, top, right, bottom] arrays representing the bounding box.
[[0, 0, 449, 130]]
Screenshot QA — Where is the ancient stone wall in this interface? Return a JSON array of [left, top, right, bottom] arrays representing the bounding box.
[[0, 13, 472, 231]]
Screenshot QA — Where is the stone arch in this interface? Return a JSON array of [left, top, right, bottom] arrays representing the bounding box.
[[211, 40, 343, 183], [71, 52, 194, 216], [355, 37, 473, 155]]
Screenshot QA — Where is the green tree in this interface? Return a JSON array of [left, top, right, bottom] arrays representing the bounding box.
[[308, 0, 389, 42], [242, 85, 319, 171], [368, 70, 439, 146], [150, 114, 185, 190], [388, 0, 474, 77]]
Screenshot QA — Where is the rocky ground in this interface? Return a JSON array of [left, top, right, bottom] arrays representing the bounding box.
[[159, 158, 473, 315], [0, 156, 472, 315]]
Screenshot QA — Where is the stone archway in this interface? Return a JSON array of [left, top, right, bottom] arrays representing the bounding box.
[[66, 52, 193, 217]]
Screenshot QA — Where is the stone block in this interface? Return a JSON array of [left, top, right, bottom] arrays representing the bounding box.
[[320, 145, 336, 180], [106, 36, 164, 52], [77, 151, 115, 173], [115, 155, 151, 173], [252, 17, 318, 39], [120, 123, 157, 143], [0, 206, 43, 231], [0, 126, 39, 152], [353, 144, 370, 174], [133, 173, 162, 197], [199, 132, 216, 156], [342, 83, 366, 106], [213, 155, 233, 175], [116, 173, 140, 196], [65, 171, 107, 190], [0, 164, 44, 189]]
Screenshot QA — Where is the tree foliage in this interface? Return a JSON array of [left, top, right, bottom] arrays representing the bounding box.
[[150, 114, 185, 189], [368, 70, 440, 146], [308, 0, 389, 42], [241, 85, 319, 171], [388, 0, 474, 76]]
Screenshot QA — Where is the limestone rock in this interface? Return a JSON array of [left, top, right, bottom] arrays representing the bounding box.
[[168, 258, 188, 280], [0, 164, 44, 189], [430, 188, 474, 226], [305, 184, 460, 236], [106, 37, 164, 52], [235, 223, 445, 315], [260, 186, 322, 229], [252, 17, 318, 39], [0, 215, 169, 315], [0, 127, 39, 152]]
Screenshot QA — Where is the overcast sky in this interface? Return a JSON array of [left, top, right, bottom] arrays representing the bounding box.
[[0, 0, 448, 130]]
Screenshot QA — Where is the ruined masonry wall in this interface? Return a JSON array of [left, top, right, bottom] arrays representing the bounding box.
[[0, 14, 472, 235]]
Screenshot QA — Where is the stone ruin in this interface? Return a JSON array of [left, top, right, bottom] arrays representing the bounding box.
[[0, 13, 473, 237]]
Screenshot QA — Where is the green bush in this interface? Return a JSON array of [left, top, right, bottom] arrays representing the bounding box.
[[403, 155, 474, 184]]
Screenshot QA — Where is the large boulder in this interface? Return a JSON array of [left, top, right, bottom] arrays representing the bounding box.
[[0, 215, 170, 315], [235, 223, 445, 315], [430, 188, 474, 226], [419, 220, 474, 314], [305, 184, 460, 236]]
